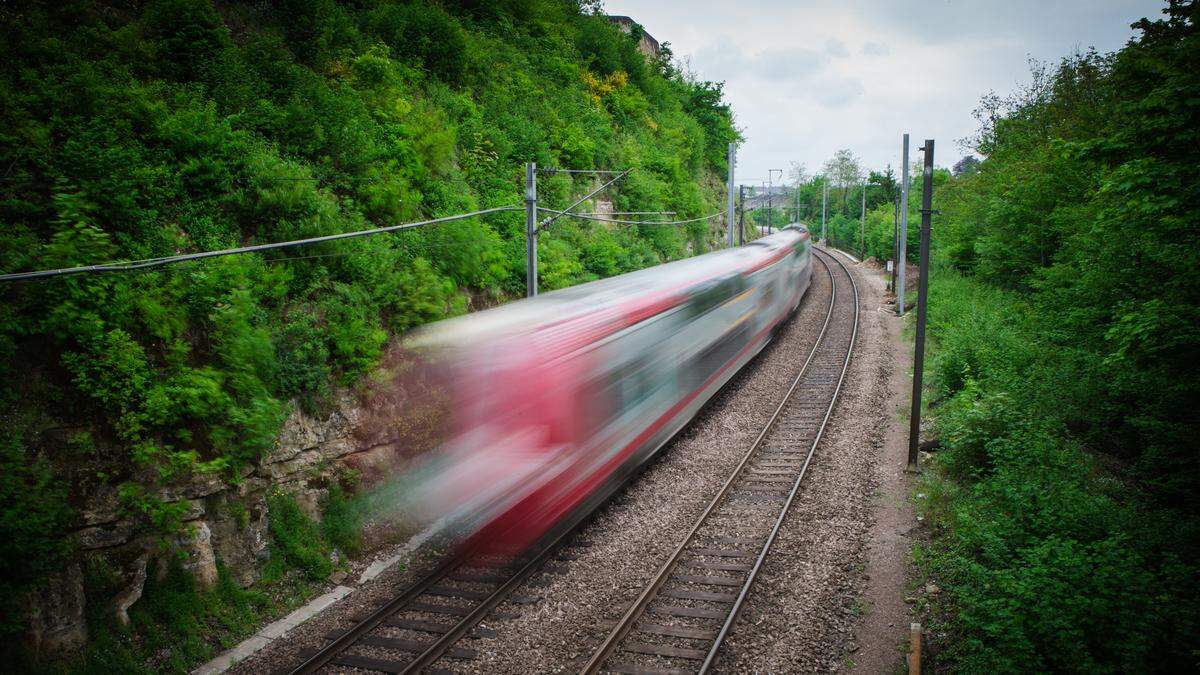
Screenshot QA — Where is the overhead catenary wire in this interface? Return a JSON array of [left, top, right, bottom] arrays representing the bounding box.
[[535, 168, 633, 234], [0, 205, 522, 282], [537, 168, 626, 175], [537, 208, 723, 227]]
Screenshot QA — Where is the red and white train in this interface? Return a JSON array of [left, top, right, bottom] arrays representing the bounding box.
[[400, 225, 813, 553]]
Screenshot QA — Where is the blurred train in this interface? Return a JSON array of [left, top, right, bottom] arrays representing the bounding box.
[[397, 225, 813, 554]]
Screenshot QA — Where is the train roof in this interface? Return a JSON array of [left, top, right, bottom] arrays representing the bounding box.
[[409, 226, 809, 358]]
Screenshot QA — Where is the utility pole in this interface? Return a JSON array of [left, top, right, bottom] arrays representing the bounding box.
[[821, 179, 828, 243], [898, 134, 910, 315], [767, 169, 782, 234], [907, 139, 935, 472], [764, 180, 771, 234], [860, 178, 867, 258], [525, 162, 538, 297], [737, 185, 746, 245], [890, 191, 899, 292], [726, 143, 737, 248]]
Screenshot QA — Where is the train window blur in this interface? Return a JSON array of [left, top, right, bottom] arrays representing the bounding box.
[[688, 275, 744, 318]]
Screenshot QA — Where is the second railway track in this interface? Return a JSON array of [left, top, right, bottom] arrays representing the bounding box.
[[580, 248, 860, 675]]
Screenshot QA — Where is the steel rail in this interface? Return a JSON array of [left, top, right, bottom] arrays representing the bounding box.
[[396, 509, 596, 673], [580, 250, 848, 674], [285, 543, 475, 675]]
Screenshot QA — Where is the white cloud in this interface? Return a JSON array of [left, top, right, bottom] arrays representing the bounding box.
[[862, 41, 890, 56], [603, 0, 1158, 180], [824, 37, 850, 58], [811, 77, 865, 107]]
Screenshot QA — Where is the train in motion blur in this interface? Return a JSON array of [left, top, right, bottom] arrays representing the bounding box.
[[388, 226, 813, 554]]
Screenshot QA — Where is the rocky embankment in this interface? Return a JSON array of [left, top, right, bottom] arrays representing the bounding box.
[[25, 389, 398, 655]]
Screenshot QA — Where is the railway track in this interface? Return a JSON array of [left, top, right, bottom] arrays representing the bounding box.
[[580, 249, 859, 675], [284, 499, 592, 674], [282, 247, 856, 675]]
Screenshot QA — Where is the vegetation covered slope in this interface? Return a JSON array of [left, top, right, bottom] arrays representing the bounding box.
[[912, 3, 1200, 671], [0, 0, 737, 640]]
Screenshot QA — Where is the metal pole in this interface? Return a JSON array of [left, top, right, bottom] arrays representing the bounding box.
[[821, 180, 828, 243], [726, 143, 736, 248], [860, 179, 867, 258], [767, 177, 772, 234], [907, 139, 935, 472], [738, 185, 745, 246], [525, 162, 538, 297], [890, 192, 899, 292], [898, 134, 910, 315]]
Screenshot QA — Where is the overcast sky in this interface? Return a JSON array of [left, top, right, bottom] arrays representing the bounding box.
[[603, 0, 1162, 183]]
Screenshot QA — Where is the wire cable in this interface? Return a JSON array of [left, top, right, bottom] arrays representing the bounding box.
[[538, 208, 723, 227], [0, 206, 522, 282], [535, 169, 632, 234]]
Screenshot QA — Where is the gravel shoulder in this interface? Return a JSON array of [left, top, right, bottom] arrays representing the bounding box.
[[847, 259, 918, 674]]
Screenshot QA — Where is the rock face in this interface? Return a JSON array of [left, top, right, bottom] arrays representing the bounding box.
[[24, 563, 87, 654], [25, 388, 392, 656]]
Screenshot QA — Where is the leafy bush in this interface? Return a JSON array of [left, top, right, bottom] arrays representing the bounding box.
[[0, 2, 739, 660], [265, 492, 332, 580], [367, 3, 469, 84], [918, 267, 1198, 672]]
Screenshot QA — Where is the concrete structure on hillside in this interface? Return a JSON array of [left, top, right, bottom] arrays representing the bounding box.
[[606, 15, 661, 59]]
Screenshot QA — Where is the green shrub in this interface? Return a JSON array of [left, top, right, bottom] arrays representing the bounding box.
[[367, 3, 469, 84], [321, 484, 364, 558], [266, 491, 331, 580], [919, 267, 1199, 672]]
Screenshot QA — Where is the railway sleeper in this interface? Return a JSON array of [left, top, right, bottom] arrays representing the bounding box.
[[622, 641, 708, 660], [636, 623, 718, 640], [651, 604, 727, 619], [687, 547, 755, 558], [674, 574, 742, 587], [331, 653, 410, 674], [323, 630, 477, 659], [604, 662, 693, 675], [661, 587, 738, 603]]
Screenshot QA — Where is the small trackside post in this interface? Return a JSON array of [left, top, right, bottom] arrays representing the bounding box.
[[726, 143, 737, 248], [525, 162, 538, 297], [907, 139, 935, 472]]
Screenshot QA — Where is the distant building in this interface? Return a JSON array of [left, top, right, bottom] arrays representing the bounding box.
[[606, 15, 661, 59]]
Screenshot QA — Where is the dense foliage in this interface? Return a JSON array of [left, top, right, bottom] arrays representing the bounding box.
[[0, 0, 737, 643], [916, 2, 1200, 670]]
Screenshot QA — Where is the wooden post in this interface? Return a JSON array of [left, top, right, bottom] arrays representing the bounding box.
[[908, 622, 922, 674]]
